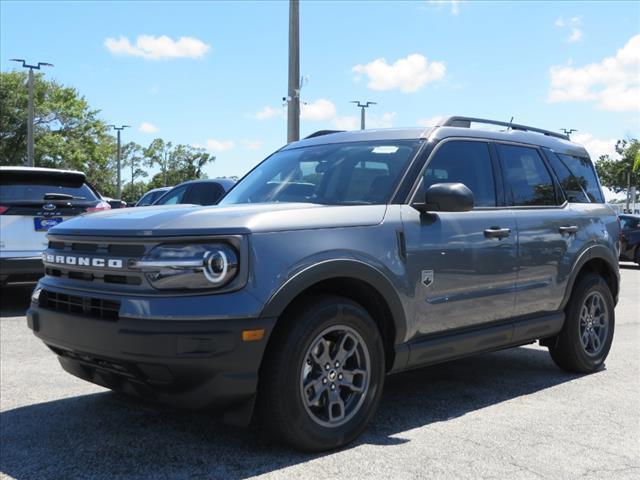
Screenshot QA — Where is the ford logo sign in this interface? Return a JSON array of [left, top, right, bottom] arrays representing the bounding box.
[[43, 203, 57, 211]]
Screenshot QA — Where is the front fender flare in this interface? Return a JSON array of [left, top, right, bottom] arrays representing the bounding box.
[[260, 258, 407, 346]]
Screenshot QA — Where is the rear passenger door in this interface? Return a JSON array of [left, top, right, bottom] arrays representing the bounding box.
[[401, 139, 518, 337], [495, 143, 578, 316]]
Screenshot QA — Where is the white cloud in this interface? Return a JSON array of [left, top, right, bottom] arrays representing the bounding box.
[[368, 112, 397, 128], [301, 99, 337, 121], [352, 53, 445, 93], [548, 34, 640, 112], [429, 1, 461, 15], [205, 139, 235, 152], [241, 139, 263, 150], [148, 85, 160, 95], [417, 115, 444, 127], [252, 106, 284, 120], [138, 122, 158, 134], [104, 35, 210, 60], [572, 132, 619, 160], [333, 116, 359, 130], [555, 16, 583, 43]]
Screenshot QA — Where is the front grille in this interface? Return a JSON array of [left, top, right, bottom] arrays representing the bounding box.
[[39, 290, 120, 320], [44, 239, 148, 287]]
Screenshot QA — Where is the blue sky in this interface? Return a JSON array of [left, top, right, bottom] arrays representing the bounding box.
[[1, 0, 639, 187]]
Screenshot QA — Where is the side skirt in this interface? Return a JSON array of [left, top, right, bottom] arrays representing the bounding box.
[[397, 312, 565, 372]]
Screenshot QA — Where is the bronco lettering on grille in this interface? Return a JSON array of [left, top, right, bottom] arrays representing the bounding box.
[[43, 253, 123, 269]]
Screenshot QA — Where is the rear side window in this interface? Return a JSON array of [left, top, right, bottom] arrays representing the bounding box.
[[548, 153, 604, 203], [422, 140, 497, 207], [156, 185, 188, 205], [0, 180, 98, 202], [620, 216, 639, 229], [497, 144, 557, 206], [186, 183, 224, 206]]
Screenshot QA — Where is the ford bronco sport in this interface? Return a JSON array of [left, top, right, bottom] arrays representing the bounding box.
[[27, 116, 620, 451]]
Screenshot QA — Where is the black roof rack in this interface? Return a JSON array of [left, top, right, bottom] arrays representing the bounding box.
[[304, 130, 344, 139], [437, 116, 569, 141]]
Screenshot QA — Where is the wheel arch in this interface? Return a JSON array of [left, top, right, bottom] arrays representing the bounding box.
[[260, 259, 408, 372], [562, 245, 620, 309]]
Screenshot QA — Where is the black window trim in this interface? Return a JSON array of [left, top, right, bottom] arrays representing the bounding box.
[[405, 136, 504, 211]]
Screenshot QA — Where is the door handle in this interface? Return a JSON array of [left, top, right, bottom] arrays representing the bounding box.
[[559, 225, 579, 235], [484, 227, 511, 239]]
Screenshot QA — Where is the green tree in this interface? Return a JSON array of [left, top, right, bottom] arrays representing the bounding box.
[[145, 141, 215, 189], [121, 142, 148, 201], [0, 71, 116, 195], [144, 138, 175, 187], [595, 139, 639, 209]]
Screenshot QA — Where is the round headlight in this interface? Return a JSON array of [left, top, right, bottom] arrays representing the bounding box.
[[203, 250, 228, 284]]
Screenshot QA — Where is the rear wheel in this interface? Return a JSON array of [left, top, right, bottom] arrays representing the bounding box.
[[259, 295, 385, 452], [549, 273, 615, 373]]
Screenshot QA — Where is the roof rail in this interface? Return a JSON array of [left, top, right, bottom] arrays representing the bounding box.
[[437, 116, 569, 141], [304, 130, 344, 139]]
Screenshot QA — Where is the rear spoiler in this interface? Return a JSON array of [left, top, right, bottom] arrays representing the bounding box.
[[0, 168, 86, 186]]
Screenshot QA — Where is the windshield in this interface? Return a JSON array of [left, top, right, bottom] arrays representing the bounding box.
[[220, 140, 422, 206]]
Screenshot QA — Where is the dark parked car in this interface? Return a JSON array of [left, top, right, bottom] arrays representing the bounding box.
[[0, 166, 110, 285], [619, 214, 640, 264], [135, 187, 171, 207], [153, 178, 235, 206], [28, 116, 619, 451], [102, 197, 127, 209]]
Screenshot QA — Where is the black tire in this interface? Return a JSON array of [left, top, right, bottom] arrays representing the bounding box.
[[634, 247, 640, 265], [258, 295, 385, 452], [549, 273, 615, 373]]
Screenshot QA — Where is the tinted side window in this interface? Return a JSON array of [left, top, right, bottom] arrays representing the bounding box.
[[497, 144, 557, 206], [556, 154, 604, 203], [187, 183, 223, 206], [545, 153, 589, 203], [156, 185, 188, 205], [422, 140, 496, 207]]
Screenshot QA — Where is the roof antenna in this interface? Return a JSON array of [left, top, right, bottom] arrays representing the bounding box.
[[507, 116, 514, 131]]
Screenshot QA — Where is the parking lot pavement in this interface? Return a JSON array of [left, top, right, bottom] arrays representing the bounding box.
[[1, 266, 638, 480]]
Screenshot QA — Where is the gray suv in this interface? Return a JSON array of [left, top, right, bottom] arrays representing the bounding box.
[[27, 116, 620, 451]]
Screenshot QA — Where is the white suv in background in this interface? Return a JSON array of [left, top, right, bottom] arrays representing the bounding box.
[[0, 167, 109, 285]]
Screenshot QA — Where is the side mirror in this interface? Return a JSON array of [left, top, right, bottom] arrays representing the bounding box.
[[413, 182, 474, 213]]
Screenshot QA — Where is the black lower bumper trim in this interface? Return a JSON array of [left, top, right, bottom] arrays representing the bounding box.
[[28, 305, 276, 410]]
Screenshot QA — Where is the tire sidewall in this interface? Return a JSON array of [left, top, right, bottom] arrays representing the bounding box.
[[275, 298, 385, 451], [564, 275, 615, 371]]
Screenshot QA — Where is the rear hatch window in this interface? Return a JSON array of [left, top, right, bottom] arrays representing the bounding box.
[[0, 170, 100, 215]]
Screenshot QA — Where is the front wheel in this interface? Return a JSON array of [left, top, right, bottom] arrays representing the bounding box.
[[549, 273, 615, 373], [258, 295, 385, 452]]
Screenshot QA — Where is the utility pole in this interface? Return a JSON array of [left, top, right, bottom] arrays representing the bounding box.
[[351, 101, 377, 130], [287, 0, 300, 143], [109, 125, 130, 199], [10, 59, 54, 167], [560, 128, 577, 139]]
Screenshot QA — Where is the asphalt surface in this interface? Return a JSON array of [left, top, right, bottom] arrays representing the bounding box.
[[1, 266, 639, 480]]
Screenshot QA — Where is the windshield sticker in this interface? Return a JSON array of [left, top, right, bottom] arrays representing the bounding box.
[[371, 146, 400, 154]]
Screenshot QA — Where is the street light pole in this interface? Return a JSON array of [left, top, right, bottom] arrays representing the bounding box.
[[351, 101, 377, 130], [10, 59, 54, 167], [287, 0, 300, 143], [109, 125, 130, 199]]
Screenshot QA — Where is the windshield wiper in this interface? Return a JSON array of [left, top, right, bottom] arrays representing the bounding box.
[[43, 193, 86, 200]]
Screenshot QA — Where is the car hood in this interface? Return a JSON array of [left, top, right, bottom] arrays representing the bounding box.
[[49, 202, 387, 237]]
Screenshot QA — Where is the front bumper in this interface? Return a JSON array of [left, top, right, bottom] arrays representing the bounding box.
[[0, 256, 44, 284], [27, 299, 276, 410]]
